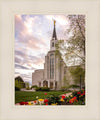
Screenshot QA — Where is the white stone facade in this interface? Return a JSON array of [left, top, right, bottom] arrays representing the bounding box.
[[32, 20, 85, 90], [32, 20, 69, 90]]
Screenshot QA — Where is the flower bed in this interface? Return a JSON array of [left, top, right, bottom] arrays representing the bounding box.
[[16, 90, 85, 105]]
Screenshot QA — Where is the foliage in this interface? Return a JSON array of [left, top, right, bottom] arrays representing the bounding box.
[[73, 100, 84, 105], [15, 91, 68, 103], [15, 86, 20, 91], [47, 95, 61, 105], [56, 15, 85, 66], [72, 90, 84, 98], [66, 15, 85, 65], [69, 84, 79, 88], [63, 76, 70, 87], [70, 66, 85, 85], [41, 87, 50, 91], [61, 86, 68, 91], [61, 76, 70, 91], [15, 90, 85, 105], [15, 76, 25, 89], [72, 91, 78, 97], [25, 82, 30, 90], [31, 85, 38, 89], [35, 87, 50, 91]]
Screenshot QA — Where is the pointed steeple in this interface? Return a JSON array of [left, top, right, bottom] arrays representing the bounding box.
[[52, 19, 57, 40]]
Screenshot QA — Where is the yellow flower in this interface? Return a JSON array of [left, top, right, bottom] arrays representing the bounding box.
[[70, 95, 73, 97], [28, 102, 33, 105], [60, 98, 64, 102], [38, 99, 44, 102], [79, 95, 83, 97], [51, 104, 57, 105], [36, 96, 39, 99]]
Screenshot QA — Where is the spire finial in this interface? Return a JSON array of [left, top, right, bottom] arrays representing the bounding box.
[[52, 19, 57, 40], [53, 18, 56, 26], [54, 19, 56, 26]]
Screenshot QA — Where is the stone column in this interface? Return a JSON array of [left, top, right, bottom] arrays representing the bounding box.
[[41, 81, 43, 87], [48, 80, 50, 88]]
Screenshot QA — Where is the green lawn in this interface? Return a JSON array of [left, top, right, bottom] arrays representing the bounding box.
[[15, 91, 68, 104]]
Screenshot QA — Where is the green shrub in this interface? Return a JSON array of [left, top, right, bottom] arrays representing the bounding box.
[[73, 100, 85, 105], [35, 87, 42, 91], [69, 84, 79, 88], [47, 94, 61, 105], [61, 86, 68, 91], [26, 87, 30, 90], [35, 87, 50, 91], [41, 87, 50, 91], [31, 85, 38, 89], [15, 86, 20, 91], [72, 91, 77, 96]]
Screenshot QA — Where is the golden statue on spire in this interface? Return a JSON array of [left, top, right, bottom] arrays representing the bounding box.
[[53, 19, 56, 26]]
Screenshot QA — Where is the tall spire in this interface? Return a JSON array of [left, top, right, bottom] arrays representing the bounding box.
[[52, 19, 57, 40]]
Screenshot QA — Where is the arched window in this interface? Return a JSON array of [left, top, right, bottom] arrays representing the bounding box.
[[52, 42, 54, 47], [50, 82, 53, 89], [43, 80, 48, 87], [47, 56, 49, 79], [50, 54, 54, 79]]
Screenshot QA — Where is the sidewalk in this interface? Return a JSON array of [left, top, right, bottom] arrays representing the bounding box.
[[61, 92, 72, 97]]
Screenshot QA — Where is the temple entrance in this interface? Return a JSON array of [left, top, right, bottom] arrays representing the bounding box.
[[50, 82, 53, 89], [43, 80, 48, 87]]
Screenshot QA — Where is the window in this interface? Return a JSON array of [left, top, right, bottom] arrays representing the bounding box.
[[47, 56, 49, 79], [52, 42, 54, 47], [50, 82, 53, 89], [50, 54, 54, 79], [43, 81, 48, 87]]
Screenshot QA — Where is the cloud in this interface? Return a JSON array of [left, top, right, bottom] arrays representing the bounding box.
[[15, 15, 47, 51], [45, 15, 69, 26], [15, 15, 69, 84], [15, 50, 26, 58], [15, 64, 31, 70], [15, 56, 21, 64]]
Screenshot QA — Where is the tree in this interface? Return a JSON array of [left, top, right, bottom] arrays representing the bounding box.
[[61, 76, 70, 91], [70, 66, 85, 88], [25, 82, 30, 90], [15, 76, 25, 89], [56, 15, 85, 66]]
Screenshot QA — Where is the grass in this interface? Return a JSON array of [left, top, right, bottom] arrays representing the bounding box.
[[15, 91, 69, 104]]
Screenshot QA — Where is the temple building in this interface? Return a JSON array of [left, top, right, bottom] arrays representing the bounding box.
[[32, 20, 76, 90]]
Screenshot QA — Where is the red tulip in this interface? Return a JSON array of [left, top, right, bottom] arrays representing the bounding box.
[[83, 91, 85, 95], [46, 103, 48, 105], [44, 99, 49, 103], [81, 94, 84, 96], [62, 95, 65, 99], [44, 93, 47, 95], [20, 101, 25, 105], [69, 100, 73, 104], [77, 92, 81, 95], [25, 102, 28, 105], [34, 100, 37, 103], [73, 97, 77, 99]]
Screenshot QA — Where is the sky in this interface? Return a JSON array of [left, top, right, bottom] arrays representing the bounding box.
[[15, 15, 70, 85]]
